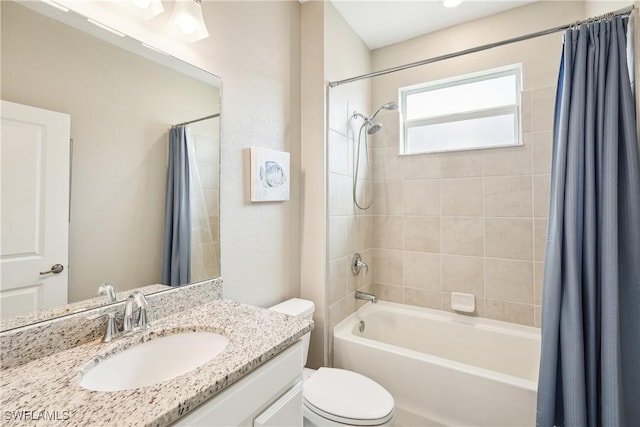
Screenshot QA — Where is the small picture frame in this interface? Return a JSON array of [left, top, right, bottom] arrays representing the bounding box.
[[250, 147, 290, 202]]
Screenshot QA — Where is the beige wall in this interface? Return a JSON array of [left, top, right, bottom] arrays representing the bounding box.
[[201, 1, 302, 307], [44, 1, 303, 307], [585, 0, 633, 15], [324, 1, 372, 365], [300, 0, 373, 368], [1, 2, 218, 302], [300, 0, 327, 369]]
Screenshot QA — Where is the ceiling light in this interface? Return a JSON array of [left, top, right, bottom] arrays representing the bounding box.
[[131, 0, 164, 20], [443, 0, 464, 8], [168, 0, 210, 42]]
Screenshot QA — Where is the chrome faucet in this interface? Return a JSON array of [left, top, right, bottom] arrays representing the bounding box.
[[88, 291, 151, 342], [97, 283, 117, 303], [355, 290, 377, 304], [123, 291, 150, 333]]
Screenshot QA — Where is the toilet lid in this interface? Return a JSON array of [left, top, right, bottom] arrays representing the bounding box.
[[303, 368, 394, 426]]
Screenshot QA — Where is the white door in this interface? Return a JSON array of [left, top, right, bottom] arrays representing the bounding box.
[[1, 100, 70, 318]]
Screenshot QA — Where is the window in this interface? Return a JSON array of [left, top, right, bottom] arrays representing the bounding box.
[[399, 64, 522, 154]]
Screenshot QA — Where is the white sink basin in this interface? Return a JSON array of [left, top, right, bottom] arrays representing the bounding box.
[[79, 332, 229, 392]]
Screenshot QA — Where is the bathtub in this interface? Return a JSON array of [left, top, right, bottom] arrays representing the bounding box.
[[333, 301, 541, 426]]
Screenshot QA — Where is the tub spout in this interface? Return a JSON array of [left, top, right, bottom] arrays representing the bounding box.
[[355, 290, 377, 304]]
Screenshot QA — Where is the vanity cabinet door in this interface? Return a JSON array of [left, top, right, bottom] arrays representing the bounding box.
[[254, 381, 303, 427], [171, 340, 303, 426]]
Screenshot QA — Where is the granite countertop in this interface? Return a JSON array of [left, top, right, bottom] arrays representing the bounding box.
[[0, 284, 171, 332], [0, 299, 312, 427]]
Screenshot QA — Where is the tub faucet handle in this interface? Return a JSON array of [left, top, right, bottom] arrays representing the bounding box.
[[351, 253, 368, 275]]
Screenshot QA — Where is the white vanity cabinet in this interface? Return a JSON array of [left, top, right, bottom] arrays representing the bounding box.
[[172, 340, 304, 427]]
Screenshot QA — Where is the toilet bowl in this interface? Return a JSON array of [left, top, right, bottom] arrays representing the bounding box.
[[269, 298, 395, 427], [303, 367, 395, 426]]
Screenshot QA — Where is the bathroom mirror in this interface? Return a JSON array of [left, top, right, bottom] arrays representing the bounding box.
[[0, 1, 221, 331]]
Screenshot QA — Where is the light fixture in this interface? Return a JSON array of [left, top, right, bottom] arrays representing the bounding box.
[[443, 0, 464, 8], [130, 0, 164, 20], [167, 0, 210, 42]]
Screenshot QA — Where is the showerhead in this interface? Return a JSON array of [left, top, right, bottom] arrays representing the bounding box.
[[353, 103, 397, 211], [369, 101, 399, 121], [367, 123, 383, 135], [352, 101, 399, 125]]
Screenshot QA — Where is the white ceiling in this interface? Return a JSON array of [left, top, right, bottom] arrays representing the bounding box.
[[330, 0, 537, 50]]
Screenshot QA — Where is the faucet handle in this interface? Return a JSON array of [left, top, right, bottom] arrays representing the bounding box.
[[88, 311, 118, 343], [351, 253, 368, 275], [123, 292, 151, 334], [136, 303, 150, 330], [357, 259, 369, 274]]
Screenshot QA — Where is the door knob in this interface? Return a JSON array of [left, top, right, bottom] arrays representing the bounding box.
[[39, 264, 64, 275]]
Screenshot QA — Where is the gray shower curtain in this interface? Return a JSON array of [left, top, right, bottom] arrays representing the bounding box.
[[161, 126, 192, 286], [536, 16, 640, 427]]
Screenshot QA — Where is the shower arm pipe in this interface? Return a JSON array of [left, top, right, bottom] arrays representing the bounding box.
[[353, 111, 370, 122], [171, 113, 220, 128], [327, 5, 634, 88]]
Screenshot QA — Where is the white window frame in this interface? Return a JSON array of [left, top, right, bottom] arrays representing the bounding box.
[[399, 64, 523, 155]]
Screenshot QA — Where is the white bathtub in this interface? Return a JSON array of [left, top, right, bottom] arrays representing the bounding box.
[[333, 301, 541, 426]]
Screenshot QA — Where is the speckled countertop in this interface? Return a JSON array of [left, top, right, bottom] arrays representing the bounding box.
[[0, 284, 171, 332], [0, 299, 312, 427]]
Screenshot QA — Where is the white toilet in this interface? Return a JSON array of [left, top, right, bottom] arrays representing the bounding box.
[[270, 298, 395, 427]]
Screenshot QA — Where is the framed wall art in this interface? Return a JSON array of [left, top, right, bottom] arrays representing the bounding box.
[[250, 147, 290, 202]]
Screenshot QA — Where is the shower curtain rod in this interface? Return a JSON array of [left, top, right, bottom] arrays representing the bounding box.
[[327, 5, 635, 88], [171, 113, 220, 128]]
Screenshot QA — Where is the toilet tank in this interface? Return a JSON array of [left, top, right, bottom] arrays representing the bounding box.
[[269, 298, 314, 366]]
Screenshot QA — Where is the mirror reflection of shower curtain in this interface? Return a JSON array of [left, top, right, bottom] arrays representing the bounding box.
[[162, 126, 192, 286], [162, 125, 215, 286]]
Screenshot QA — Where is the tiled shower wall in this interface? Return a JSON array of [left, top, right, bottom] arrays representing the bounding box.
[[191, 124, 221, 281], [324, 2, 373, 365], [326, 99, 375, 363], [325, 5, 582, 366], [327, 85, 554, 361], [362, 0, 585, 328], [327, 3, 562, 362], [327, 86, 556, 333], [368, 87, 553, 327]]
